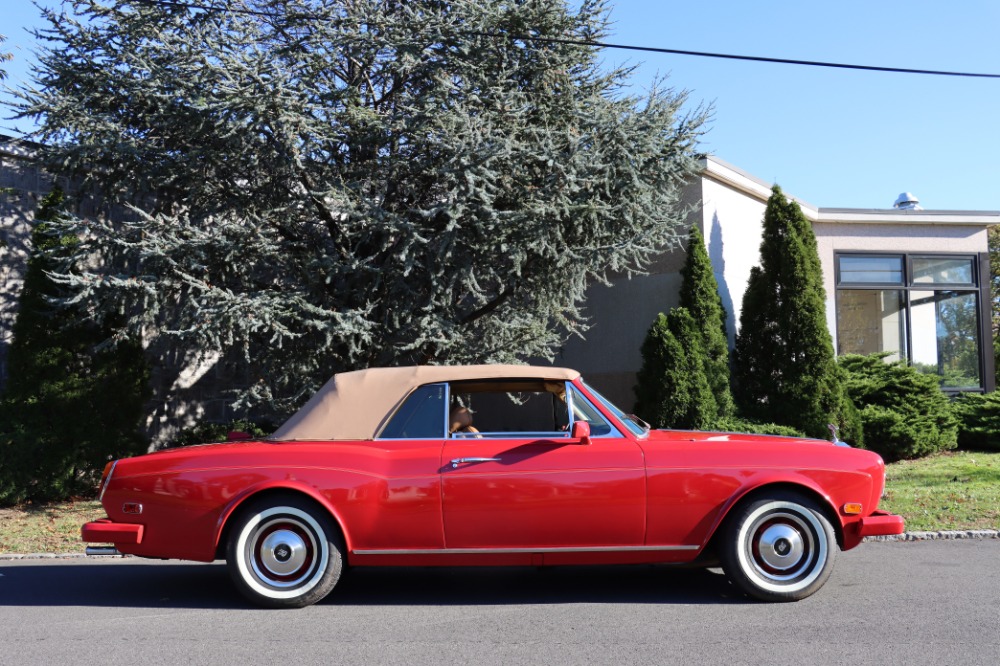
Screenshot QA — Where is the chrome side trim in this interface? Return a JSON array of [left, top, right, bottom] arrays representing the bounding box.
[[352, 545, 700, 555], [85, 546, 122, 556]]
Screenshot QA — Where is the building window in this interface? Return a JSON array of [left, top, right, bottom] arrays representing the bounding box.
[[835, 253, 985, 391]]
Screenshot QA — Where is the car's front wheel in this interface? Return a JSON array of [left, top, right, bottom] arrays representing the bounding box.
[[226, 495, 344, 608], [720, 491, 837, 602]]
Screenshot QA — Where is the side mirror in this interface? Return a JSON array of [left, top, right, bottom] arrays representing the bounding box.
[[227, 431, 252, 441], [570, 420, 592, 446]]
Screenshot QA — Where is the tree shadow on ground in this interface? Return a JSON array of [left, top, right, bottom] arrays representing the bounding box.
[[0, 560, 749, 609]]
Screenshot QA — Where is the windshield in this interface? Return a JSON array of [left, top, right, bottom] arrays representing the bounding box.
[[582, 381, 649, 437]]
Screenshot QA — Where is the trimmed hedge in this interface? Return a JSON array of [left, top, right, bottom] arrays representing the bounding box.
[[838, 353, 958, 462], [953, 392, 1000, 452]]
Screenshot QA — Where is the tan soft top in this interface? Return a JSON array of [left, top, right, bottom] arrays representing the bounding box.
[[270, 364, 581, 441]]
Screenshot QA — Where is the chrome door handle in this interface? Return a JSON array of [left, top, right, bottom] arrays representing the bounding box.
[[450, 457, 500, 468]]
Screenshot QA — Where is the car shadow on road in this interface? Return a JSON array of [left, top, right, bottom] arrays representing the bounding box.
[[0, 561, 749, 609]]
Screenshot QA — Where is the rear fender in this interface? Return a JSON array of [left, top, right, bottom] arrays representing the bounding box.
[[213, 482, 353, 558]]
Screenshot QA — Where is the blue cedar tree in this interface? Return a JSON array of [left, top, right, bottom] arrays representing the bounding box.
[[13, 0, 708, 415]]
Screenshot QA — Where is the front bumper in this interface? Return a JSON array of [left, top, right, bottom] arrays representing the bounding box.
[[81, 519, 144, 546], [858, 510, 905, 537]]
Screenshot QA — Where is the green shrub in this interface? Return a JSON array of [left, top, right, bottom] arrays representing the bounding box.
[[839, 353, 958, 461], [164, 418, 276, 449], [707, 417, 805, 438], [0, 189, 149, 505], [953, 392, 1000, 452]]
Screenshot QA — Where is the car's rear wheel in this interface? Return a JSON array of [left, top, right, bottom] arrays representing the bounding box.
[[720, 491, 837, 602], [226, 495, 344, 608]]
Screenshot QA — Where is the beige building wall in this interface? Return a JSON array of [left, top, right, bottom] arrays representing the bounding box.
[[559, 156, 1000, 408], [559, 157, 776, 408]]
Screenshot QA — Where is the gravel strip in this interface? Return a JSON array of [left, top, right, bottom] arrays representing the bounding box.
[[864, 529, 1000, 542], [2, 530, 998, 561]]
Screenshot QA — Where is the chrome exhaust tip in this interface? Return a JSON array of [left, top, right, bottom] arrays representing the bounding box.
[[85, 546, 122, 556]]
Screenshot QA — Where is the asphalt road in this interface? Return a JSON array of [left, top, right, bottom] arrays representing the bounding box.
[[1, 540, 998, 666]]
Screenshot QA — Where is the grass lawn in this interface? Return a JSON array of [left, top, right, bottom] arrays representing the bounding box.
[[879, 451, 1000, 531], [0, 500, 105, 555], [1, 451, 998, 555]]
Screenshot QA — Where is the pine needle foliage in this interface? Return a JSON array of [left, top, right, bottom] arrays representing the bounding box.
[[0, 34, 12, 80], [0, 189, 149, 505], [11, 0, 708, 413], [732, 186, 861, 443]]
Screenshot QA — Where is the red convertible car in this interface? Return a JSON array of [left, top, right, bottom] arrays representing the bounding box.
[[83, 365, 903, 607]]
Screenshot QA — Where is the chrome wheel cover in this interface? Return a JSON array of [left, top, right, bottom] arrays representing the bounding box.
[[235, 506, 330, 600], [736, 501, 828, 593]]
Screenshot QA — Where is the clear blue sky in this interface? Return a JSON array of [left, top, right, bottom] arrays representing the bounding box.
[[2, 0, 998, 210]]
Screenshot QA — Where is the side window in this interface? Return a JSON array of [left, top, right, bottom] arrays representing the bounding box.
[[445, 380, 621, 439], [379, 384, 445, 439], [449, 380, 569, 438]]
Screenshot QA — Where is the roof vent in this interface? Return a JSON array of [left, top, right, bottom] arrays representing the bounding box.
[[894, 192, 923, 210]]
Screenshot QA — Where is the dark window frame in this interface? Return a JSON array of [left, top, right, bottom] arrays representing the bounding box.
[[834, 251, 994, 393]]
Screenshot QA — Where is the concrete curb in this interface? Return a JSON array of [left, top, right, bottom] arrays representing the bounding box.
[[0, 553, 93, 560], [863, 529, 1000, 542], [2, 530, 999, 560]]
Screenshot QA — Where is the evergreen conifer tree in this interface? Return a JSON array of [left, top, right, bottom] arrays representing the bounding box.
[[13, 0, 708, 414], [733, 186, 860, 442], [0, 189, 149, 504], [634, 309, 715, 429], [678, 225, 734, 418], [634, 225, 732, 429]]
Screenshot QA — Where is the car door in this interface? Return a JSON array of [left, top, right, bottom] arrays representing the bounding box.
[[440, 382, 645, 549]]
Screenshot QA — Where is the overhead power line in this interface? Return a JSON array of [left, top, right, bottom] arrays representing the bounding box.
[[131, 0, 1000, 79], [490, 33, 1000, 80]]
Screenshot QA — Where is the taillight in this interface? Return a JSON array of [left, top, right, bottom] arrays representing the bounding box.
[[98, 460, 117, 502]]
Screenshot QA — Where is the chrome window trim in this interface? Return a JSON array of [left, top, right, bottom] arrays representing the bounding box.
[[566, 384, 624, 438], [451, 430, 572, 439], [443, 382, 451, 439], [565, 380, 576, 430]]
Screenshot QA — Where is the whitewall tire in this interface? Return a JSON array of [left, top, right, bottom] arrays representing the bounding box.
[[720, 492, 837, 602], [226, 495, 344, 608]]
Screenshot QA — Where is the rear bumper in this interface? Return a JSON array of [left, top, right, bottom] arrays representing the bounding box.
[[859, 510, 905, 537], [82, 519, 144, 545]]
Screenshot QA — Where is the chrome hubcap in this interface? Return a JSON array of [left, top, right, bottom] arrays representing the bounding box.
[[259, 529, 308, 577], [756, 523, 805, 571], [248, 517, 319, 589]]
